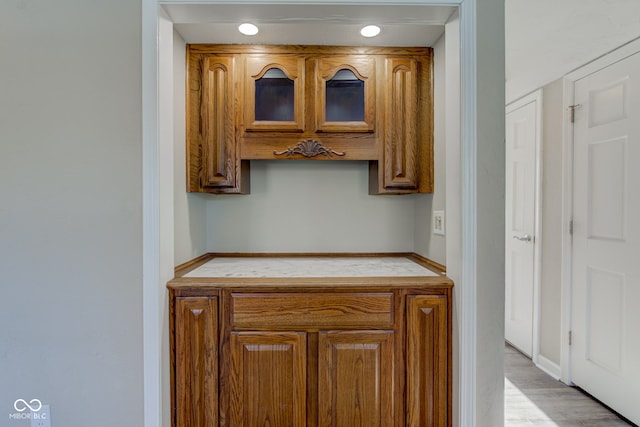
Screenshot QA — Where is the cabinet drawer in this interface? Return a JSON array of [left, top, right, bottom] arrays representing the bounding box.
[[231, 292, 394, 328]]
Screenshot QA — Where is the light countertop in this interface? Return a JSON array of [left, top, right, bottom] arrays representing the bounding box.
[[184, 256, 441, 278]]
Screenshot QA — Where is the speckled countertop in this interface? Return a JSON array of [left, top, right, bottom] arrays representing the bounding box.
[[184, 257, 440, 278]]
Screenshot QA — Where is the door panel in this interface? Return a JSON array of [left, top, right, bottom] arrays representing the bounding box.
[[201, 56, 236, 189], [383, 57, 418, 189], [505, 97, 538, 357], [572, 51, 640, 425], [229, 331, 307, 427], [585, 267, 624, 374], [587, 137, 627, 240], [175, 297, 218, 427], [318, 330, 394, 427], [406, 295, 448, 427]]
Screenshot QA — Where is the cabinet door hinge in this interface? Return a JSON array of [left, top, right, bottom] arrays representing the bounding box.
[[568, 330, 572, 346], [568, 104, 581, 123], [569, 219, 574, 236]]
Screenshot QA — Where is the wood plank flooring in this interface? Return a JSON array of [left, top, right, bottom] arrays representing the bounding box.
[[504, 343, 635, 426]]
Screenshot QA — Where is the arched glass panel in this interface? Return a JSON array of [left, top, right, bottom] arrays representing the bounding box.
[[255, 68, 294, 121], [326, 69, 364, 122]]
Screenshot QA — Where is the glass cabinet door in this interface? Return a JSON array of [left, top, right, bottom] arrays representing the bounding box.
[[316, 56, 375, 133], [255, 68, 295, 122], [325, 69, 365, 122], [244, 56, 305, 132]]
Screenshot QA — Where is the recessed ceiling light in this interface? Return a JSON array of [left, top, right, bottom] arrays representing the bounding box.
[[360, 25, 381, 38], [238, 23, 259, 36]]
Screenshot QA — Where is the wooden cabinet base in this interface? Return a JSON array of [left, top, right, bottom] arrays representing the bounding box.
[[168, 255, 452, 427]]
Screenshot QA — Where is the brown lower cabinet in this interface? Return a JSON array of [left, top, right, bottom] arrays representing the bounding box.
[[169, 280, 451, 427]]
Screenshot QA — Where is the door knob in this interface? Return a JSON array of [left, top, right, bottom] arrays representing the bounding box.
[[513, 234, 532, 242]]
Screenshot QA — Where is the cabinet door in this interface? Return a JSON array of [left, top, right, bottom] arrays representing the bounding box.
[[175, 297, 218, 427], [315, 56, 375, 133], [201, 55, 237, 190], [406, 295, 449, 427], [318, 330, 394, 427], [383, 57, 419, 190], [229, 331, 307, 427], [244, 55, 305, 132]]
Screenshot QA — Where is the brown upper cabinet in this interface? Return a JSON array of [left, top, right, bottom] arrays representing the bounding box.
[[186, 45, 433, 195]]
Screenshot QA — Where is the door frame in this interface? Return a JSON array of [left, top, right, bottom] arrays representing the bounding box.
[[560, 36, 640, 385], [505, 89, 544, 365]]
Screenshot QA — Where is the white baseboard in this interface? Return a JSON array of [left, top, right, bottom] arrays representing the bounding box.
[[536, 354, 561, 380]]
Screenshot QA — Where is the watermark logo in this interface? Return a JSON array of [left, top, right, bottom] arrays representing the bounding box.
[[13, 399, 42, 413], [8, 399, 47, 420]]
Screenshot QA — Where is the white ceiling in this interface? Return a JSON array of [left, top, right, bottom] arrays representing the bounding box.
[[163, 1, 640, 104], [163, 4, 455, 46]]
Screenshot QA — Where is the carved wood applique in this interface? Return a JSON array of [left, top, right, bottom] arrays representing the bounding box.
[[273, 139, 346, 158]]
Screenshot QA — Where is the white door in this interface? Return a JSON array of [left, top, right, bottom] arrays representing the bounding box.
[[505, 92, 541, 357], [572, 51, 640, 425]]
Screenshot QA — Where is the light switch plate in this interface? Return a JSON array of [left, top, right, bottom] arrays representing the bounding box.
[[433, 210, 445, 236]]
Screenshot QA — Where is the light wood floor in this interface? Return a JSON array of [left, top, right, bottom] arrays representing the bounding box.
[[504, 343, 635, 426]]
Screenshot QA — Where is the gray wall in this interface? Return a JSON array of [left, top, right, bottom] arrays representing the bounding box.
[[204, 161, 422, 252], [415, 34, 447, 265], [539, 79, 564, 365], [0, 0, 144, 426]]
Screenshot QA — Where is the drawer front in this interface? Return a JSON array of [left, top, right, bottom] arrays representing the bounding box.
[[231, 292, 394, 329]]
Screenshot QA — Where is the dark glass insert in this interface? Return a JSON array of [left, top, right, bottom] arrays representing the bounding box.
[[325, 69, 365, 122], [255, 68, 295, 122]]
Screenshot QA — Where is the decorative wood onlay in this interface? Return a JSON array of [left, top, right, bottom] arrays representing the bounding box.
[[273, 139, 346, 158]]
